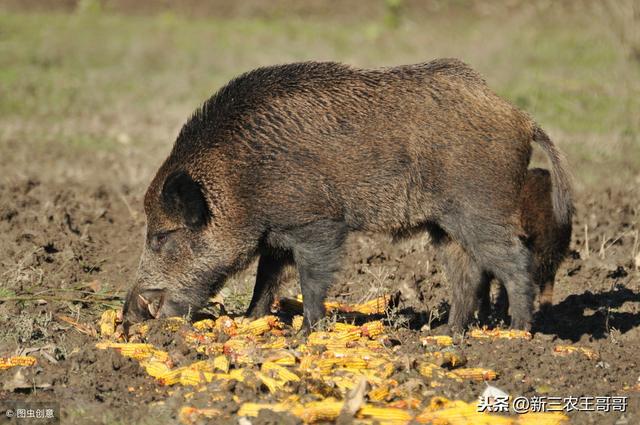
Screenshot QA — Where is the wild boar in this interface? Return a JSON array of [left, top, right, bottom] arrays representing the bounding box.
[[441, 167, 572, 329], [122, 59, 573, 333]]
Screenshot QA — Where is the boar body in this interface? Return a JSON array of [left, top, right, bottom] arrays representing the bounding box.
[[446, 168, 572, 327], [123, 59, 572, 333]]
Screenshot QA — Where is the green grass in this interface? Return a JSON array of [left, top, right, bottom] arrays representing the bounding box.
[[0, 8, 638, 186]]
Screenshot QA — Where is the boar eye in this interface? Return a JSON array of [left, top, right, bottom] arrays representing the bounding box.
[[150, 231, 172, 252]]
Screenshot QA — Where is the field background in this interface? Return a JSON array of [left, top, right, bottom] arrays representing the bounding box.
[[0, 1, 639, 424]]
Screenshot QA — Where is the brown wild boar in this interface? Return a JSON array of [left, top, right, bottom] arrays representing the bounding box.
[[442, 168, 572, 327], [122, 59, 573, 333]]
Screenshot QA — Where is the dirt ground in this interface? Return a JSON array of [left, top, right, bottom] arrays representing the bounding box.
[[0, 171, 638, 424], [1, 1, 639, 424]]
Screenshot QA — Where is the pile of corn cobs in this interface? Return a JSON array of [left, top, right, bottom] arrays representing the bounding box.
[[96, 295, 569, 425]]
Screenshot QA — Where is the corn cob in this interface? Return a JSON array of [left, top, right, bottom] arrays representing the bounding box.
[[0, 355, 37, 369], [292, 400, 344, 423], [263, 349, 296, 366], [194, 342, 224, 356], [163, 317, 187, 332], [223, 337, 256, 364], [215, 315, 238, 336], [213, 355, 230, 373], [420, 335, 453, 347], [334, 322, 359, 332], [141, 360, 172, 379], [256, 371, 283, 393], [354, 295, 394, 315], [292, 315, 304, 331], [237, 315, 280, 336], [261, 361, 300, 382], [261, 336, 287, 350], [425, 351, 467, 368], [450, 367, 498, 381], [360, 320, 385, 338], [99, 309, 119, 338], [178, 406, 222, 424], [469, 327, 533, 340], [368, 385, 390, 402], [299, 355, 319, 371], [192, 319, 215, 331], [317, 356, 369, 374], [416, 362, 463, 383], [553, 345, 599, 360], [95, 342, 170, 363]]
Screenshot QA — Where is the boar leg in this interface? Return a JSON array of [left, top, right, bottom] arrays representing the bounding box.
[[441, 241, 488, 332], [478, 237, 534, 330], [246, 250, 294, 318], [442, 217, 534, 330], [284, 220, 348, 333]]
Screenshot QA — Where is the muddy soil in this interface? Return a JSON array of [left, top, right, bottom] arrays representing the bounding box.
[[0, 176, 639, 424]]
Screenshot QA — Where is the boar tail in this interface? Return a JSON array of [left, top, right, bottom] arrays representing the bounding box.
[[532, 125, 574, 226]]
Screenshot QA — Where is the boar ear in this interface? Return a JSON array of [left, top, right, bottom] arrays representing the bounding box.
[[162, 171, 210, 228], [137, 289, 166, 319]]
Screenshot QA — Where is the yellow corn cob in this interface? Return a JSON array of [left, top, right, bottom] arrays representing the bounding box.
[[195, 342, 224, 356], [333, 322, 359, 332], [292, 315, 304, 332], [215, 315, 238, 336], [192, 319, 215, 331], [317, 357, 368, 374], [163, 317, 187, 332], [416, 362, 463, 383], [141, 360, 172, 379], [264, 350, 296, 366], [213, 355, 229, 373], [352, 295, 392, 315], [469, 327, 533, 340], [238, 316, 272, 336], [368, 385, 390, 402], [291, 400, 344, 423], [357, 405, 413, 423], [425, 351, 467, 368], [324, 375, 357, 392], [360, 320, 385, 338], [451, 367, 498, 381], [0, 356, 37, 370], [299, 355, 319, 371], [262, 362, 300, 382], [223, 337, 256, 364], [237, 402, 293, 417], [158, 368, 182, 385], [178, 406, 221, 424], [261, 336, 287, 350], [307, 331, 332, 346], [256, 371, 284, 393], [99, 309, 119, 338], [553, 345, 599, 360], [95, 342, 171, 363], [420, 335, 453, 347]]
